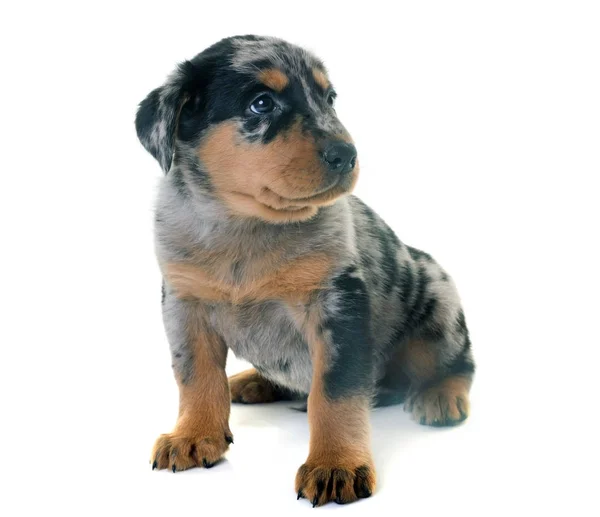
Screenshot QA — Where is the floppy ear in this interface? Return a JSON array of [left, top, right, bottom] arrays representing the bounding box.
[[135, 63, 198, 173]]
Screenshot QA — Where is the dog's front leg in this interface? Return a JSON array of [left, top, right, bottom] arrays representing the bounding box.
[[151, 290, 232, 472], [294, 266, 376, 506]]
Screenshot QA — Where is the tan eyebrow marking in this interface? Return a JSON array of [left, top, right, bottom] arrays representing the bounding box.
[[312, 68, 330, 90], [257, 68, 289, 92]]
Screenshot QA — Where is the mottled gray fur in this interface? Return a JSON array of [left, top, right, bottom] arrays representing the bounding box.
[[155, 185, 471, 399], [140, 35, 474, 406]]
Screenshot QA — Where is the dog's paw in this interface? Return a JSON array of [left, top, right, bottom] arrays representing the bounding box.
[[295, 462, 375, 506], [229, 369, 279, 404], [405, 375, 470, 426], [151, 429, 233, 472]]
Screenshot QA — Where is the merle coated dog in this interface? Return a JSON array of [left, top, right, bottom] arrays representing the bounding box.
[[136, 35, 475, 507]]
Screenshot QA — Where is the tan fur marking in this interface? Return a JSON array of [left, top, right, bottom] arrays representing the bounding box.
[[244, 253, 332, 302], [198, 121, 357, 222], [175, 329, 230, 430], [406, 375, 472, 426], [164, 263, 229, 301], [403, 339, 437, 382], [164, 253, 333, 303], [229, 368, 288, 403], [151, 319, 232, 471], [258, 68, 289, 92], [312, 68, 330, 90]]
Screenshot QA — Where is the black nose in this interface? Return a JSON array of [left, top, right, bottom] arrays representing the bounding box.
[[322, 142, 357, 174]]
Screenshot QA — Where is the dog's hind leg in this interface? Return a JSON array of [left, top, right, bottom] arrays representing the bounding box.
[[229, 368, 295, 404], [401, 305, 475, 427], [378, 259, 476, 425]]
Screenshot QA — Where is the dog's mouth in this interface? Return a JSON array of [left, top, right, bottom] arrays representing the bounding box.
[[221, 180, 354, 223], [220, 167, 359, 223], [255, 171, 358, 213], [257, 182, 340, 211]]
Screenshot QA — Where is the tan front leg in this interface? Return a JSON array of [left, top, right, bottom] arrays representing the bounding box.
[[293, 272, 376, 506], [152, 304, 232, 472], [296, 385, 375, 505]]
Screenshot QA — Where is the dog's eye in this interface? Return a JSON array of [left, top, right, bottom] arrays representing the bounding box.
[[327, 92, 336, 107], [250, 94, 276, 114]]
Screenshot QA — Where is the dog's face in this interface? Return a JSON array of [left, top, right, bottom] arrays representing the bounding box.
[[136, 36, 359, 223]]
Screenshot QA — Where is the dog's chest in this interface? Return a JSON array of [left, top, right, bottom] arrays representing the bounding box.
[[210, 300, 313, 394]]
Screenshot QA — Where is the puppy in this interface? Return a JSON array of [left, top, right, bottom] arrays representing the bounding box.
[[136, 35, 475, 506]]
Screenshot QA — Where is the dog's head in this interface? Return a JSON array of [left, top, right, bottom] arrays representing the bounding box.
[[136, 35, 358, 223]]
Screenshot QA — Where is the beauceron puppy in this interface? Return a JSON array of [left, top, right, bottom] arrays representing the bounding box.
[[136, 35, 475, 507]]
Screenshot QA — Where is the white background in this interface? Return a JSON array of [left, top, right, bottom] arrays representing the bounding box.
[[1, 1, 599, 515]]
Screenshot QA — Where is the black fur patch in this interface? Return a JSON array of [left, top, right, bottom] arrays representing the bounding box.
[[322, 266, 373, 399], [378, 226, 400, 294], [135, 88, 161, 144], [446, 343, 475, 376], [446, 311, 475, 376], [169, 168, 190, 197], [398, 260, 415, 304], [405, 264, 428, 328], [407, 246, 433, 262]]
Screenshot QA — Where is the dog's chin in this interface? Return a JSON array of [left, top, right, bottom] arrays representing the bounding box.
[[220, 191, 320, 223], [221, 172, 358, 224], [261, 169, 358, 207]]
